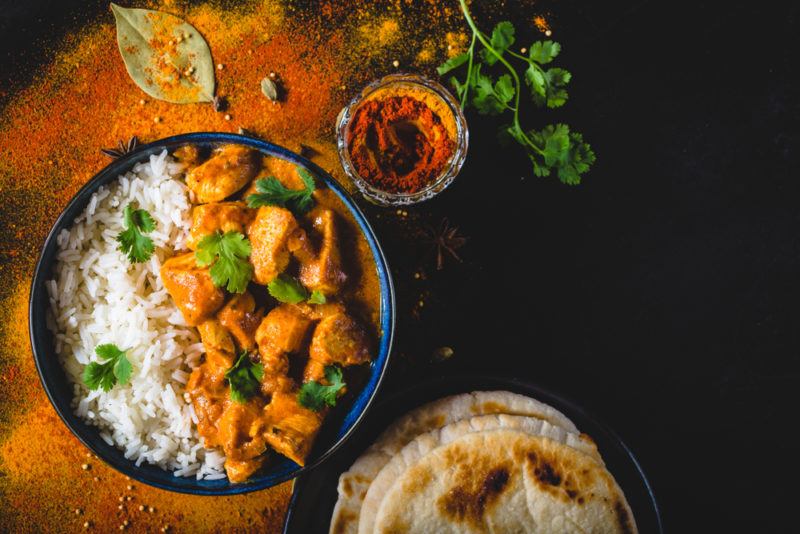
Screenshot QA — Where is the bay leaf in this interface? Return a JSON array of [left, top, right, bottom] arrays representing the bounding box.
[[110, 3, 215, 104], [260, 77, 279, 101]]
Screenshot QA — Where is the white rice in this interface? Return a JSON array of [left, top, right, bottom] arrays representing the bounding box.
[[45, 150, 226, 479]]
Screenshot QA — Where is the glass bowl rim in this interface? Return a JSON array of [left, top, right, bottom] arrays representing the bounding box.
[[335, 73, 469, 206]]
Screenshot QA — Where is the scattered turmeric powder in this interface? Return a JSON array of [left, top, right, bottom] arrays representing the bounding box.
[[0, 1, 472, 531]]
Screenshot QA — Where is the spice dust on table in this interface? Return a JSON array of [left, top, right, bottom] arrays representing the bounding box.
[[0, 1, 467, 532]]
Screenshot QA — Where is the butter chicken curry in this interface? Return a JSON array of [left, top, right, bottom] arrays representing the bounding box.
[[160, 144, 380, 483]]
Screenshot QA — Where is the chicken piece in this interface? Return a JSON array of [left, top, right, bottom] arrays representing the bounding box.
[[187, 363, 228, 447], [187, 202, 255, 250], [248, 206, 307, 284], [303, 358, 327, 383], [217, 292, 264, 351], [241, 157, 309, 198], [186, 145, 260, 203], [292, 302, 345, 321], [186, 319, 236, 447], [259, 353, 296, 396], [197, 318, 236, 356], [307, 310, 372, 376], [255, 305, 313, 357], [216, 399, 268, 482], [299, 209, 347, 295], [173, 145, 201, 167], [160, 253, 225, 326], [255, 304, 313, 396], [261, 390, 323, 466], [224, 457, 266, 483]]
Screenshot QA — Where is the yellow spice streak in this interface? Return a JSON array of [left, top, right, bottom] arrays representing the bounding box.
[[0, 0, 466, 531]]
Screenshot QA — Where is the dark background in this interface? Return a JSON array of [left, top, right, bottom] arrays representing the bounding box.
[[3, 0, 799, 531]]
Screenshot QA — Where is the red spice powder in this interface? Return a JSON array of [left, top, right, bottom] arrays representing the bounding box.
[[346, 95, 455, 194]]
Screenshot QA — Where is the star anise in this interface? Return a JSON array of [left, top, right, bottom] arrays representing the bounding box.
[[100, 136, 139, 159], [420, 218, 468, 270]]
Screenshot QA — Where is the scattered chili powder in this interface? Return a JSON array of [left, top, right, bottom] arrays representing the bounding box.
[[346, 93, 456, 194], [0, 0, 469, 531]]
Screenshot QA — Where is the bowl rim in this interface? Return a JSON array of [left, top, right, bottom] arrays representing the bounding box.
[[28, 132, 396, 495]]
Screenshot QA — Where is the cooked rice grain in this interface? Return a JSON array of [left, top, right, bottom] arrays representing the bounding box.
[[46, 150, 225, 479]]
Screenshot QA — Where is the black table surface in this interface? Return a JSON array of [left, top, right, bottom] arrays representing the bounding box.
[[3, 1, 799, 531]]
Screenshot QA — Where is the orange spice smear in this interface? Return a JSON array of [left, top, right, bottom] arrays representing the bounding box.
[[0, 1, 464, 531]]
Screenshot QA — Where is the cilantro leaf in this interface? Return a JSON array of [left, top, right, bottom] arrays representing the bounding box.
[[437, 52, 469, 75], [559, 131, 596, 185], [225, 351, 264, 403], [481, 21, 515, 65], [472, 69, 515, 115], [116, 204, 155, 263], [246, 166, 316, 214], [541, 123, 571, 167], [526, 124, 596, 185], [528, 40, 561, 64], [439, 3, 595, 185], [297, 365, 345, 412], [494, 74, 515, 103], [267, 274, 309, 303], [195, 231, 253, 293], [308, 290, 326, 305], [544, 67, 571, 108], [449, 75, 468, 102], [524, 64, 546, 100], [529, 67, 571, 108], [83, 344, 132, 392]]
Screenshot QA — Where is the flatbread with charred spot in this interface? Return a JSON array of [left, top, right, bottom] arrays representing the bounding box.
[[330, 391, 580, 534], [357, 414, 602, 534], [373, 429, 637, 534]]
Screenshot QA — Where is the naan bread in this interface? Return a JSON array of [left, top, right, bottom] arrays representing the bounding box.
[[330, 391, 580, 534], [357, 414, 601, 534], [374, 430, 637, 534]]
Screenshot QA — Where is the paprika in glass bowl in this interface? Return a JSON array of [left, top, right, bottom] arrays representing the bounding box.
[[336, 74, 468, 206]]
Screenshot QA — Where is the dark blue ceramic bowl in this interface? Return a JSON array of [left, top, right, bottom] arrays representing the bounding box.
[[29, 132, 395, 495]]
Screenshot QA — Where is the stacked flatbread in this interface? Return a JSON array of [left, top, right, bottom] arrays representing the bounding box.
[[330, 391, 637, 534]]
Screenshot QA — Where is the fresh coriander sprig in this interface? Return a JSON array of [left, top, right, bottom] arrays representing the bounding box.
[[267, 276, 327, 304], [83, 343, 132, 392], [297, 365, 345, 412], [246, 167, 316, 214], [267, 274, 309, 304], [439, 0, 595, 185], [308, 290, 326, 305], [225, 351, 264, 403], [116, 203, 155, 263], [195, 231, 253, 293]]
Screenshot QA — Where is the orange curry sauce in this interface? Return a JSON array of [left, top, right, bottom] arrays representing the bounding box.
[[162, 144, 381, 482]]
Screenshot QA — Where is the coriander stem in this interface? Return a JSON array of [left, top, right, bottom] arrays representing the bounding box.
[[458, 0, 545, 157], [461, 33, 477, 107]]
